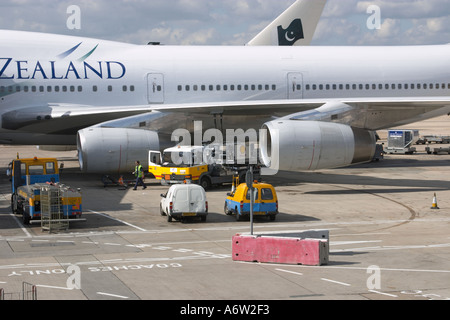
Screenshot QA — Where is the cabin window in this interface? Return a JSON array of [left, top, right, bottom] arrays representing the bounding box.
[[46, 162, 56, 174], [29, 165, 44, 175], [246, 188, 259, 200], [261, 188, 274, 200]]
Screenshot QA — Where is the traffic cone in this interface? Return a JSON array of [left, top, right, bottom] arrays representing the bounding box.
[[118, 176, 127, 190], [431, 193, 439, 210]]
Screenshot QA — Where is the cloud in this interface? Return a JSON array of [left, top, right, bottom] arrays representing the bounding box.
[[315, 0, 450, 45], [323, 0, 360, 18], [0, 0, 448, 45], [427, 16, 450, 32], [356, 0, 448, 19]]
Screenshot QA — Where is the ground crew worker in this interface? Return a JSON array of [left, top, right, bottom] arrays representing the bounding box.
[[133, 161, 147, 190]]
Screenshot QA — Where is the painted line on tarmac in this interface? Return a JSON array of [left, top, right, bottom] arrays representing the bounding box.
[[4, 217, 446, 242], [332, 233, 390, 237], [275, 264, 450, 274], [0, 250, 231, 272], [368, 290, 398, 298], [97, 292, 129, 299], [9, 213, 31, 238], [331, 240, 382, 246], [331, 242, 450, 253], [114, 217, 450, 236], [36, 284, 74, 291], [275, 268, 303, 276], [321, 278, 351, 287], [88, 210, 147, 232]]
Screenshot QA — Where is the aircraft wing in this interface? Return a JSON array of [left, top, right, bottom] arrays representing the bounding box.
[[1, 100, 323, 135], [4, 97, 449, 135], [1, 103, 153, 134], [149, 96, 450, 130], [89, 96, 450, 134]]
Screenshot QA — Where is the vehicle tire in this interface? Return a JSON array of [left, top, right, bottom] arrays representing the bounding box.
[[23, 211, 31, 225], [11, 194, 17, 214], [167, 214, 172, 222], [201, 215, 207, 222], [236, 213, 242, 221], [200, 177, 211, 190], [269, 214, 276, 221], [224, 202, 232, 215], [160, 204, 166, 216]]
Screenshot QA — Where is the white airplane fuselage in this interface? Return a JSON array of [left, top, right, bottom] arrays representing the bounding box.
[[0, 30, 449, 146]]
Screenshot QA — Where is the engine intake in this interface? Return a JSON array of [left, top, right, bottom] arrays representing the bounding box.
[[260, 120, 376, 172], [77, 127, 159, 173]]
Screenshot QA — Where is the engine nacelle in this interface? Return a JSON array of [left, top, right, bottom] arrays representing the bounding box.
[[260, 120, 376, 172], [77, 127, 159, 173]]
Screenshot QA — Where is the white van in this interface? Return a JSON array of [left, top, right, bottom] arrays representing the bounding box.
[[160, 183, 208, 222]]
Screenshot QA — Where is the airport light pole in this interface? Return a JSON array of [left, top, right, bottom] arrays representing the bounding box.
[[246, 166, 254, 235]]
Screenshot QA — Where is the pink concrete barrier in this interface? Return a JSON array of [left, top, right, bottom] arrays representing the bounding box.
[[232, 234, 328, 266]]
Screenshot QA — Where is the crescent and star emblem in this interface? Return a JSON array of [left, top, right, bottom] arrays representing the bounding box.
[[277, 19, 304, 46]]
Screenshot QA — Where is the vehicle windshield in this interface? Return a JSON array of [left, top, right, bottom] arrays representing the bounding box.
[[163, 152, 190, 167], [28, 165, 44, 175], [162, 150, 203, 167]]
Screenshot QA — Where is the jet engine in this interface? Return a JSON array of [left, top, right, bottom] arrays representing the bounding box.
[[260, 120, 376, 172], [77, 127, 159, 173]]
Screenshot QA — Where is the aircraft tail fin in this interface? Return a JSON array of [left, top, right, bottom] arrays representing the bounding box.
[[247, 0, 327, 46]]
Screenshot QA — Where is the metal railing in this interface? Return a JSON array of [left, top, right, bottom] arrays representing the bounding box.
[[0, 282, 37, 300], [41, 185, 69, 232]]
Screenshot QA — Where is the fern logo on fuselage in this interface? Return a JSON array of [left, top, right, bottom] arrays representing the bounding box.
[[0, 42, 126, 80], [277, 18, 304, 46]]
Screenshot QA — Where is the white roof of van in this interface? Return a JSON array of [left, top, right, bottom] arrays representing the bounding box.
[[169, 183, 204, 190], [164, 146, 203, 153]]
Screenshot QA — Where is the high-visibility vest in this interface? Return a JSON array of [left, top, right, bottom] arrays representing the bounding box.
[[135, 165, 144, 178]]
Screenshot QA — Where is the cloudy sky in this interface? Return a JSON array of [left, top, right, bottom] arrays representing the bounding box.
[[0, 0, 449, 46]]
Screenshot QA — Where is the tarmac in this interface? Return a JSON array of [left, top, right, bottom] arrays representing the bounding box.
[[0, 116, 450, 303]]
